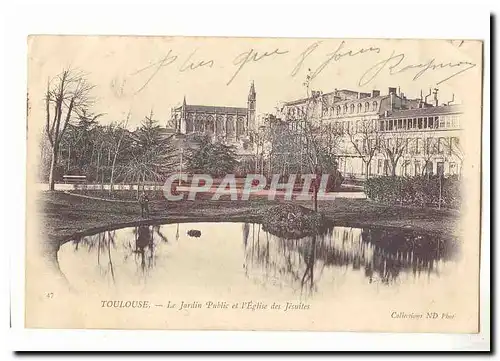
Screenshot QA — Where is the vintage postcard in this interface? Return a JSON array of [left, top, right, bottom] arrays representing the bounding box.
[[25, 35, 483, 332]]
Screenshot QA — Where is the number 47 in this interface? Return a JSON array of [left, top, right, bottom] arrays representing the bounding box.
[[46, 292, 54, 299]]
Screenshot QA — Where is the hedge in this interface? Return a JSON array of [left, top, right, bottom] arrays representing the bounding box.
[[365, 175, 462, 209]]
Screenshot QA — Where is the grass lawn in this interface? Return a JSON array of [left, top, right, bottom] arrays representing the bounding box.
[[36, 191, 462, 260]]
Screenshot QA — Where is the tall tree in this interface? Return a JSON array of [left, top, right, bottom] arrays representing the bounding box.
[[122, 111, 177, 196], [45, 68, 95, 190], [109, 113, 130, 194], [344, 116, 383, 179], [380, 136, 414, 177], [186, 135, 239, 177]]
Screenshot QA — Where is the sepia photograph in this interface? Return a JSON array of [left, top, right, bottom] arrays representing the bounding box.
[[24, 34, 484, 334]]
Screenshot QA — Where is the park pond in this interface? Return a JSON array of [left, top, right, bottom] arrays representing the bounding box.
[[57, 222, 463, 302]]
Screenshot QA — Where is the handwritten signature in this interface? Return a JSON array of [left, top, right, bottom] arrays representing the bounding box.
[[358, 51, 477, 86]]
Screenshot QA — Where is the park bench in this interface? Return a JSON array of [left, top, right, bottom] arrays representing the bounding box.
[[63, 175, 87, 184]]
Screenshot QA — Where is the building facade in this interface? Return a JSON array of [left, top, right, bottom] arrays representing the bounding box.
[[170, 82, 256, 151], [275, 87, 463, 178]]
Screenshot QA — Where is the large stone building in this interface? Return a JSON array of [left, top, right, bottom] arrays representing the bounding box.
[[170, 82, 257, 154], [274, 87, 463, 178]]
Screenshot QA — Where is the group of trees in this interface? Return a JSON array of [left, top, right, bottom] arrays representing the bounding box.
[[41, 68, 180, 192]]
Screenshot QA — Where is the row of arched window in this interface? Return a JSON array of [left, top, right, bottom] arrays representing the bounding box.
[[286, 100, 379, 119], [184, 116, 246, 136], [323, 101, 379, 117]]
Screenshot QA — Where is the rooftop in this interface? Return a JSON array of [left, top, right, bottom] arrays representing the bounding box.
[[386, 104, 463, 118], [175, 104, 248, 114], [284, 91, 389, 106]]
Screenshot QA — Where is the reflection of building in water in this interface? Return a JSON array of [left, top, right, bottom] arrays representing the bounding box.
[[242, 224, 456, 295]]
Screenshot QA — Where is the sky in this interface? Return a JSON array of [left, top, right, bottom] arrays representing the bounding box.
[[27, 36, 482, 131]]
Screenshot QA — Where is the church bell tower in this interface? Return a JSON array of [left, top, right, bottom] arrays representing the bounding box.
[[247, 81, 256, 132]]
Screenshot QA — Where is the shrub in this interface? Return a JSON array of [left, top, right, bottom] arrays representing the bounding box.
[[365, 175, 461, 209]]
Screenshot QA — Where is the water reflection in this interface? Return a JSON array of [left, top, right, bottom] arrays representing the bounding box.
[[61, 222, 459, 297], [71, 225, 170, 284], [242, 224, 459, 296]]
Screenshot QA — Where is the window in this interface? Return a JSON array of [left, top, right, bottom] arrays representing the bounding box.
[[336, 106, 341, 115], [415, 138, 421, 154], [438, 138, 444, 154], [372, 101, 378, 111], [450, 137, 460, 155], [437, 162, 445, 176], [425, 138, 432, 154], [350, 104, 355, 113], [439, 116, 446, 128], [343, 105, 348, 113], [412, 118, 417, 129], [365, 102, 370, 112], [418, 117, 423, 129], [449, 162, 457, 175], [445, 115, 452, 128], [377, 159, 383, 174], [357, 103, 362, 113], [408, 118, 413, 129], [387, 119, 393, 131], [414, 161, 421, 176], [403, 118, 408, 130], [379, 120, 385, 131], [397, 119, 403, 129], [425, 161, 434, 176], [452, 115, 459, 128]]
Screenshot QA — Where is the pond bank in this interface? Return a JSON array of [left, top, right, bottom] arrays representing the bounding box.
[[37, 191, 462, 260]]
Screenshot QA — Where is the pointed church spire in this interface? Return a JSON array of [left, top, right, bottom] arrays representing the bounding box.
[[248, 81, 256, 101], [183, 95, 187, 106]]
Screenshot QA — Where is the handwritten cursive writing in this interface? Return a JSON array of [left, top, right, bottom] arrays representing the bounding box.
[[179, 49, 214, 72], [358, 51, 477, 86], [291, 41, 381, 81], [131, 49, 214, 93], [227, 48, 289, 86]]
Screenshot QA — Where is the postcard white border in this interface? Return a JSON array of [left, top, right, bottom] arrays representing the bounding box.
[[3, 0, 492, 353]]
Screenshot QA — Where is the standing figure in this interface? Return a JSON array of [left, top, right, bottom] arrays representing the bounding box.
[[139, 191, 150, 218]]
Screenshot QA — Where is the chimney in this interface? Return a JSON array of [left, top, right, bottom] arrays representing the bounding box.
[[358, 92, 362, 99], [424, 88, 432, 107], [372, 89, 380, 97], [433, 88, 439, 106], [388, 87, 397, 95], [447, 93, 455, 105]]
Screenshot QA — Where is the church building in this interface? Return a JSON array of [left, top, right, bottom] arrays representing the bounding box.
[[170, 82, 257, 148]]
